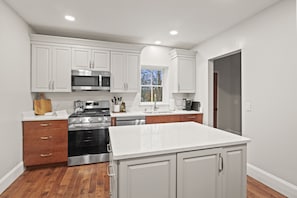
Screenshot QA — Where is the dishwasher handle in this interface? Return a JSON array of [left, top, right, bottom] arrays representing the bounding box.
[[115, 116, 146, 126]]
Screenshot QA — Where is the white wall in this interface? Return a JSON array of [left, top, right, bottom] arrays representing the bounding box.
[[193, 0, 297, 196], [0, 0, 32, 194], [214, 53, 241, 134]]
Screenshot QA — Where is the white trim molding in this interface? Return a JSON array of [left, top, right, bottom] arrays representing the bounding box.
[[247, 163, 297, 198], [0, 162, 24, 195]]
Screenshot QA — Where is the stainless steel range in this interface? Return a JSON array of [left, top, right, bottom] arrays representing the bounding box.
[[68, 100, 110, 166]]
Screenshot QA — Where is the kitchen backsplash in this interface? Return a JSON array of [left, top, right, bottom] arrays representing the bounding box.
[[38, 92, 193, 114]]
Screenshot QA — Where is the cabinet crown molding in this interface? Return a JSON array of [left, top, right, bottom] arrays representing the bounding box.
[[169, 48, 197, 59], [30, 34, 146, 53]]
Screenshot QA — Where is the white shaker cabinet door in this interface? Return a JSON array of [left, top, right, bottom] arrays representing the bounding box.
[[52, 47, 71, 92], [178, 57, 196, 93], [119, 154, 176, 198], [110, 52, 126, 92], [72, 48, 91, 70], [126, 53, 139, 92], [31, 44, 52, 92], [92, 49, 110, 71], [223, 145, 247, 198], [177, 148, 222, 198]]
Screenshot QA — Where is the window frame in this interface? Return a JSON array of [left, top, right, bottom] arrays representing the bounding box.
[[140, 65, 168, 105]]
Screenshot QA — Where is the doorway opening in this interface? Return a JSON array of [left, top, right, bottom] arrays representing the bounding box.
[[210, 51, 242, 135]]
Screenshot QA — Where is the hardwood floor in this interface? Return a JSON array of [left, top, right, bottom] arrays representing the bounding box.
[[247, 176, 287, 198], [1, 163, 109, 198], [1, 163, 287, 198]]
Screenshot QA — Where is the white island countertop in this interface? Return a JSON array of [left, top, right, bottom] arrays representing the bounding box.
[[109, 122, 250, 160]]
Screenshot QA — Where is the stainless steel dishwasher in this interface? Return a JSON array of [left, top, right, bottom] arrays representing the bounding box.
[[115, 116, 146, 126]]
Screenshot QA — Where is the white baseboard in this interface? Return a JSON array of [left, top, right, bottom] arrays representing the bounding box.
[[247, 163, 297, 198], [0, 162, 24, 195]]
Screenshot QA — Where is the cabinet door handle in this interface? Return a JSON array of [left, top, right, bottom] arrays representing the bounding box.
[[107, 164, 116, 177], [40, 123, 50, 127], [52, 81, 55, 90], [219, 154, 224, 172], [40, 136, 52, 140], [40, 153, 52, 157], [178, 83, 180, 91]]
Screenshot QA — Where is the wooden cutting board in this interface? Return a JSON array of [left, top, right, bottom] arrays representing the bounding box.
[[34, 93, 52, 115]]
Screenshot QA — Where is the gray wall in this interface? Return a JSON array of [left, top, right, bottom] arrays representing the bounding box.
[[0, 0, 32, 192], [214, 53, 241, 135]]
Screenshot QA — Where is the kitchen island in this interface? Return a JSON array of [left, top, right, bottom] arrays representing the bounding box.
[[108, 122, 250, 198]]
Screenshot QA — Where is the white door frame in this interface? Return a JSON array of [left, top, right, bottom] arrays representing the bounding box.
[[207, 50, 242, 127]]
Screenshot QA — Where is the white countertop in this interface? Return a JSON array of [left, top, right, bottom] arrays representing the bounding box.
[[22, 110, 69, 121], [111, 110, 202, 117], [109, 122, 250, 160]]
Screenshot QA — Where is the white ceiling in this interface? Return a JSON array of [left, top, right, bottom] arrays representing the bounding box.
[[5, 0, 280, 49]]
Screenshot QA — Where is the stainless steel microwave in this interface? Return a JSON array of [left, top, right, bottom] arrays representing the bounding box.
[[71, 70, 110, 91]]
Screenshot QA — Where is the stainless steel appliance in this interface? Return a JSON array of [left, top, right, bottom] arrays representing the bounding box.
[[115, 116, 146, 126], [183, 98, 192, 111], [68, 100, 111, 166], [71, 69, 110, 91], [191, 101, 201, 111]]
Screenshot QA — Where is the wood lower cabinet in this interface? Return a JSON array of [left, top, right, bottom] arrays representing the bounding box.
[[23, 120, 68, 166], [146, 114, 203, 124]]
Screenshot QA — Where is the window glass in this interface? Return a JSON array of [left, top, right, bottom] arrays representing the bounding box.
[[141, 68, 163, 102]]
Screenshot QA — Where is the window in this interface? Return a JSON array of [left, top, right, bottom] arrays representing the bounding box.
[[141, 67, 163, 102]]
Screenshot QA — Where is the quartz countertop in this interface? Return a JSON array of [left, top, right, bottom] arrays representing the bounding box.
[[109, 122, 250, 160], [22, 110, 69, 121], [110, 110, 202, 117]]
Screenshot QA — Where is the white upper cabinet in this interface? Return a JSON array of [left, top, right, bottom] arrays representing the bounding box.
[[52, 47, 72, 92], [170, 49, 196, 93], [72, 47, 110, 71], [30, 34, 145, 93], [110, 51, 140, 92], [92, 49, 110, 71], [31, 44, 71, 92]]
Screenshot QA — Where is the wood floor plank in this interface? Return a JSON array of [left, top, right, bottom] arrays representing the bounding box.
[[0, 163, 287, 198]]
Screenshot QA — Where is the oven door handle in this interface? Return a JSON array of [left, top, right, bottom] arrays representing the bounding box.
[[68, 126, 109, 131], [107, 143, 112, 152]]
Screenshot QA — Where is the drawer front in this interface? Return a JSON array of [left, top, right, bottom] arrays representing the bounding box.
[[24, 150, 67, 166], [180, 114, 203, 124], [146, 115, 180, 124], [23, 120, 68, 166], [23, 120, 67, 131]]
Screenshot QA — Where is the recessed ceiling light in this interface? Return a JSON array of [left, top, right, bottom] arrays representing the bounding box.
[[65, 15, 75, 21], [169, 30, 178, 36], [154, 40, 162, 45]]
